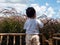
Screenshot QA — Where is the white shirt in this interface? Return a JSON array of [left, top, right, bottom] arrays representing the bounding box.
[[24, 18, 44, 34]]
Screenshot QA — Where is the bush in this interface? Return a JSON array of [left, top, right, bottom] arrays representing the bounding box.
[[0, 16, 25, 33], [40, 18, 60, 39], [0, 16, 26, 45]]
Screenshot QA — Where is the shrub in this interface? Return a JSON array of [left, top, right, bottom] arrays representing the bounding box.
[[0, 16, 25, 33], [40, 18, 60, 39]]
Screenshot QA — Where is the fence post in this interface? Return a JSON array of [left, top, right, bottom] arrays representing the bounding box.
[[7, 35, 9, 45], [13, 36, 15, 45], [49, 38, 53, 45], [48, 32, 53, 45], [0, 35, 3, 45], [42, 34, 46, 45], [20, 36, 22, 45]]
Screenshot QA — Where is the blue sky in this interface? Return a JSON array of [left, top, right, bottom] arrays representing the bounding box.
[[0, 0, 60, 18]]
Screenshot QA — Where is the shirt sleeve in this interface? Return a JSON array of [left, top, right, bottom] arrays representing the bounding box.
[[37, 19, 44, 28]]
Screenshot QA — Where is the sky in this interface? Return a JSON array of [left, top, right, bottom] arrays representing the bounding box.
[[0, 0, 60, 19]]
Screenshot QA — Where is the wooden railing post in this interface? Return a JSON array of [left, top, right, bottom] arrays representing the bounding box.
[[42, 34, 46, 45], [49, 38, 53, 45], [7, 35, 9, 45], [13, 36, 15, 45], [48, 32, 53, 45], [0, 35, 3, 45], [0, 35, 1, 45], [20, 35, 22, 45]]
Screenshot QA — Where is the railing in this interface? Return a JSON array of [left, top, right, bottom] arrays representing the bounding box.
[[0, 33, 42, 45], [43, 33, 60, 45], [0, 33, 60, 45], [0, 33, 26, 45], [52, 33, 60, 45]]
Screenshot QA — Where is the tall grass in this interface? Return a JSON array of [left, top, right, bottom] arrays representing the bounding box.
[[0, 16, 60, 33], [0, 16, 25, 33]]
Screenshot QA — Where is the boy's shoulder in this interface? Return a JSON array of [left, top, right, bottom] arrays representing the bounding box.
[[36, 19, 44, 24], [25, 18, 41, 23], [25, 18, 30, 24], [36, 19, 41, 22]]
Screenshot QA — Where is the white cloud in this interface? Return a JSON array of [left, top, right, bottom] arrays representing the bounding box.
[[0, 2, 56, 18], [0, 3, 27, 15], [40, 6, 46, 12], [14, 4, 27, 13], [10, 0, 28, 3], [0, 0, 34, 4], [57, 0, 60, 3], [46, 7, 55, 18], [30, 4, 41, 17], [46, 2, 49, 6], [30, 4, 40, 12], [10, 0, 19, 2], [0, 0, 6, 2], [56, 10, 60, 18], [10, 0, 35, 4], [30, 4, 47, 17], [28, 4, 55, 18], [0, 3, 7, 8]]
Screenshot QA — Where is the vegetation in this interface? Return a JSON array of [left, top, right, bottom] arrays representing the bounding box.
[[0, 16, 25, 33], [0, 16, 60, 45], [40, 18, 60, 40], [0, 16, 60, 33]]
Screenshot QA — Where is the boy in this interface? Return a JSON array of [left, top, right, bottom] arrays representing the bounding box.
[[24, 7, 44, 45]]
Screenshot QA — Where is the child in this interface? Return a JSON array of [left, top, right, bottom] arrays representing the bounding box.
[[24, 7, 44, 45]]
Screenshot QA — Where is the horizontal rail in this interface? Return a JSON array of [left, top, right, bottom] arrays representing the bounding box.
[[53, 37, 60, 40], [0, 33, 26, 36], [53, 33, 60, 36], [0, 33, 60, 36], [0, 33, 42, 36], [53, 33, 60, 40]]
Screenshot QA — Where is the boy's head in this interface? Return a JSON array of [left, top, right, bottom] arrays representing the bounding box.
[[26, 7, 36, 18]]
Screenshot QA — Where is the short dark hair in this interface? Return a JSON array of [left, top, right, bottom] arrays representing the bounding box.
[[26, 7, 36, 18]]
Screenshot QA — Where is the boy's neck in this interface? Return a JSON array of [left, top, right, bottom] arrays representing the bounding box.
[[30, 15, 36, 19], [29, 17, 36, 19]]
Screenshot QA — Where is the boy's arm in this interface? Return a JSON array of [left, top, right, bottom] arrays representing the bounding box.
[[37, 20, 44, 33], [37, 19, 44, 28]]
